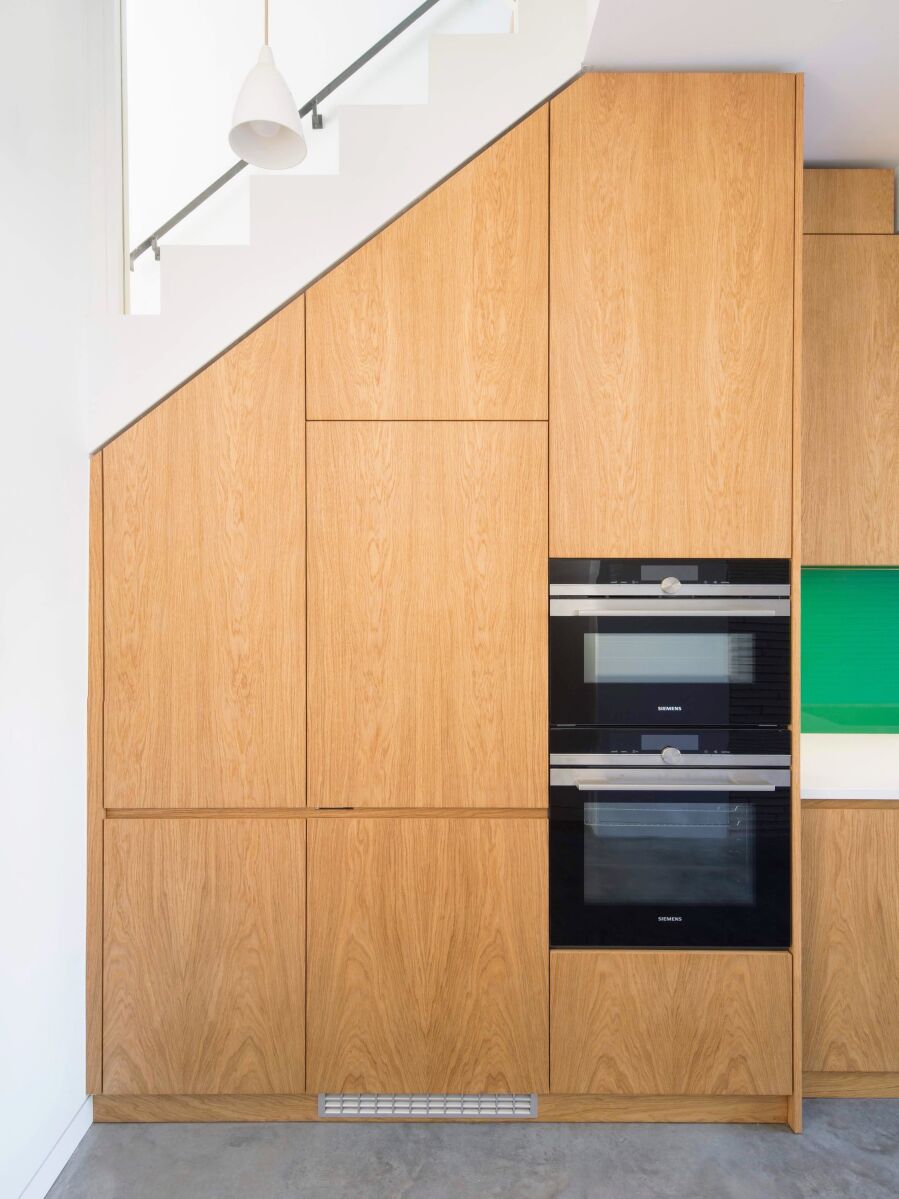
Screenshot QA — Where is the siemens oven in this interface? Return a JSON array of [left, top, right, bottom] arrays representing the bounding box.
[[549, 728, 791, 948], [550, 558, 790, 728]]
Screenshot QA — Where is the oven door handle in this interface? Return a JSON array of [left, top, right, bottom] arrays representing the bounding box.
[[550, 598, 788, 617], [551, 768, 791, 791], [574, 780, 776, 792]]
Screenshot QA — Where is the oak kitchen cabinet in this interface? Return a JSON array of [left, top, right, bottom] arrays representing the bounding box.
[[803, 808, 899, 1083], [103, 818, 306, 1095], [549, 73, 798, 558], [307, 420, 547, 809], [306, 816, 548, 1094], [803, 168, 895, 235], [803, 236, 899, 565], [305, 106, 548, 420], [103, 301, 306, 809], [88, 71, 804, 1126], [551, 951, 793, 1096]]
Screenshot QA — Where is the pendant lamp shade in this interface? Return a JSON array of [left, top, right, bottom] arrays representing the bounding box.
[[229, 45, 307, 169]]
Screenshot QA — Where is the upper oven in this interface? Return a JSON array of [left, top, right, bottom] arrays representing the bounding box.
[[550, 558, 790, 728]]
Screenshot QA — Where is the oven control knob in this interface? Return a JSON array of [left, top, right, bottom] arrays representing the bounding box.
[[660, 746, 682, 765], [660, 576, 682, 594]]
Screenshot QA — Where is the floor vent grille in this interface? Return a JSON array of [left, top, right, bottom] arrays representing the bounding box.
[[317, 1093, 538, 1120]]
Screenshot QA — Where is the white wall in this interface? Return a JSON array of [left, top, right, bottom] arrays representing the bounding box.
[[125, 0, 511, 311], [0, 1, 95, 1196], [89, 0, 587, 443]]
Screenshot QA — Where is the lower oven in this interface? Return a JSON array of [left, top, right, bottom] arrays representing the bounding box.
[[549, 729, 791, 949]]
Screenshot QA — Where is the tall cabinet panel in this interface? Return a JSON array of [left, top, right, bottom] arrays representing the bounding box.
[[803, 237, 899, 564], [549, 73, 796, 557], [305, 107, 548, 420], [307, 816, 548, 1093], [103, 300, 306, 809], [307, 421, 547, 809], [103, 818, 306, 1095], [803, 808, 899, 1074]]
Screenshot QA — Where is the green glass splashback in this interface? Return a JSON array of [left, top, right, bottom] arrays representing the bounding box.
[[802, 568, 899, 733]]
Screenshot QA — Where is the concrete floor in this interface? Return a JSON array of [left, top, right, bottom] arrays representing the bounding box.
[[47, 1101, 899, 1199]]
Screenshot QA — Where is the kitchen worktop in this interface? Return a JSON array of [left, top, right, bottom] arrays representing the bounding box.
[[801, 734, 899, 800]]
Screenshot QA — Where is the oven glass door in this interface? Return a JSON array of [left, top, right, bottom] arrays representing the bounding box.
[[550, 772, 791, 948], [550, 611, 789, 727]]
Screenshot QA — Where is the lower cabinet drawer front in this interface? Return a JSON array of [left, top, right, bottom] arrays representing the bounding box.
[[803, 808, 899, 1073], [307, 817, 549, 1094], [550, 951, 792, 1096], [103, 819, 306, 1096]]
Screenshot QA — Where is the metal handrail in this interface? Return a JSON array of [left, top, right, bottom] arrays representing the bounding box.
[[129, 0, 445, 268]]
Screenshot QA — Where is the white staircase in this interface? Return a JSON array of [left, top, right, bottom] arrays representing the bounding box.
[[87, 0, 588, 448]]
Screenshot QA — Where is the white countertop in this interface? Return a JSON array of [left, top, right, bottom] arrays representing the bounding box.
[[801, 734, 899, 800]]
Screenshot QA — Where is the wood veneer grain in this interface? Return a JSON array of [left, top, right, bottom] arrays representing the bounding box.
[[550, 951, 793, 1097], [803, 808, 899, 1072], [87, 451, 104, 1094], [804, 169, 895, 234], [802, 236, 899, 564], [788, 74, 804, 1135], [306, 107, 548, 419], [103, 818, 305, 1095], [307, 817, 549, 1093], [103, 300, 305, 808], [534, 1094, 788, 1124], [93, 1093, 788, 1124], [105, 807, 548, 820], [803, 1071, 899, 1099], [94, 1095, 318, 1123], [307, 421, 547, 809], [549, 73, 795, 557]]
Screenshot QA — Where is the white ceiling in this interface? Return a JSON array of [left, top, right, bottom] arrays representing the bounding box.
[[584, 0, 899, 225]]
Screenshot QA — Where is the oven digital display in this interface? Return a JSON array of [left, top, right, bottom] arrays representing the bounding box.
[[640, 734, 700, 752], [640, 564, 700, 582]]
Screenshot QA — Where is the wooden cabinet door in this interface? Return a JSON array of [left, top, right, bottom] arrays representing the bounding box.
[[307, 421, 546, 809], [550, 951, 792, 1096], [803, 169, 895, 234], [103, 302, 305, 808], [549, 74, 796, 557], [307, 816, 548, 1093], [803, 238, 899, 565], [103, 818, 305, 1095], [306, 108, 548, 419], [803, 808, 899, 1071]]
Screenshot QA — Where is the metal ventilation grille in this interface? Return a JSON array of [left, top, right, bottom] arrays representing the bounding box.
[[318, 1093, 538, 1120]]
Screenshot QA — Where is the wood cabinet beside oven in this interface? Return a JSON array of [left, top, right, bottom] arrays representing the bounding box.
[[802, 236, 899, 565], [803, 806, 899, 1095], [306, 420, 547, 810], [306, 815, 549, 1094], [305, 106, 548, 420], [549, 73, 798, 558], [103, 818, 306, 1096], [550, 950, 793, 1096], [102, 300, 306, 810]]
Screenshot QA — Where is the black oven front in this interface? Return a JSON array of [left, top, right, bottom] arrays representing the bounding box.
[[550, 558, 790, 728], [549, 728, 791, 949]]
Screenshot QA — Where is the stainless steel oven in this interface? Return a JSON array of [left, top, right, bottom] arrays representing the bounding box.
[[549, 728, 791, 948], [550, 558, 790, 728]]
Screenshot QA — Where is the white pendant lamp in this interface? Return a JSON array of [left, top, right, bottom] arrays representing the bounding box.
[[229, 0, 307, 169]]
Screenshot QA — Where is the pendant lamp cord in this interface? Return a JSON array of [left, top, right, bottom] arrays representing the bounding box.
[[264, 0, 269, 44]]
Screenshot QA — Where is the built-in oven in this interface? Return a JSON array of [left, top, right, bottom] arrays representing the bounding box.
[[550, 558, 790, 728], [549, 728, 791, 948]]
